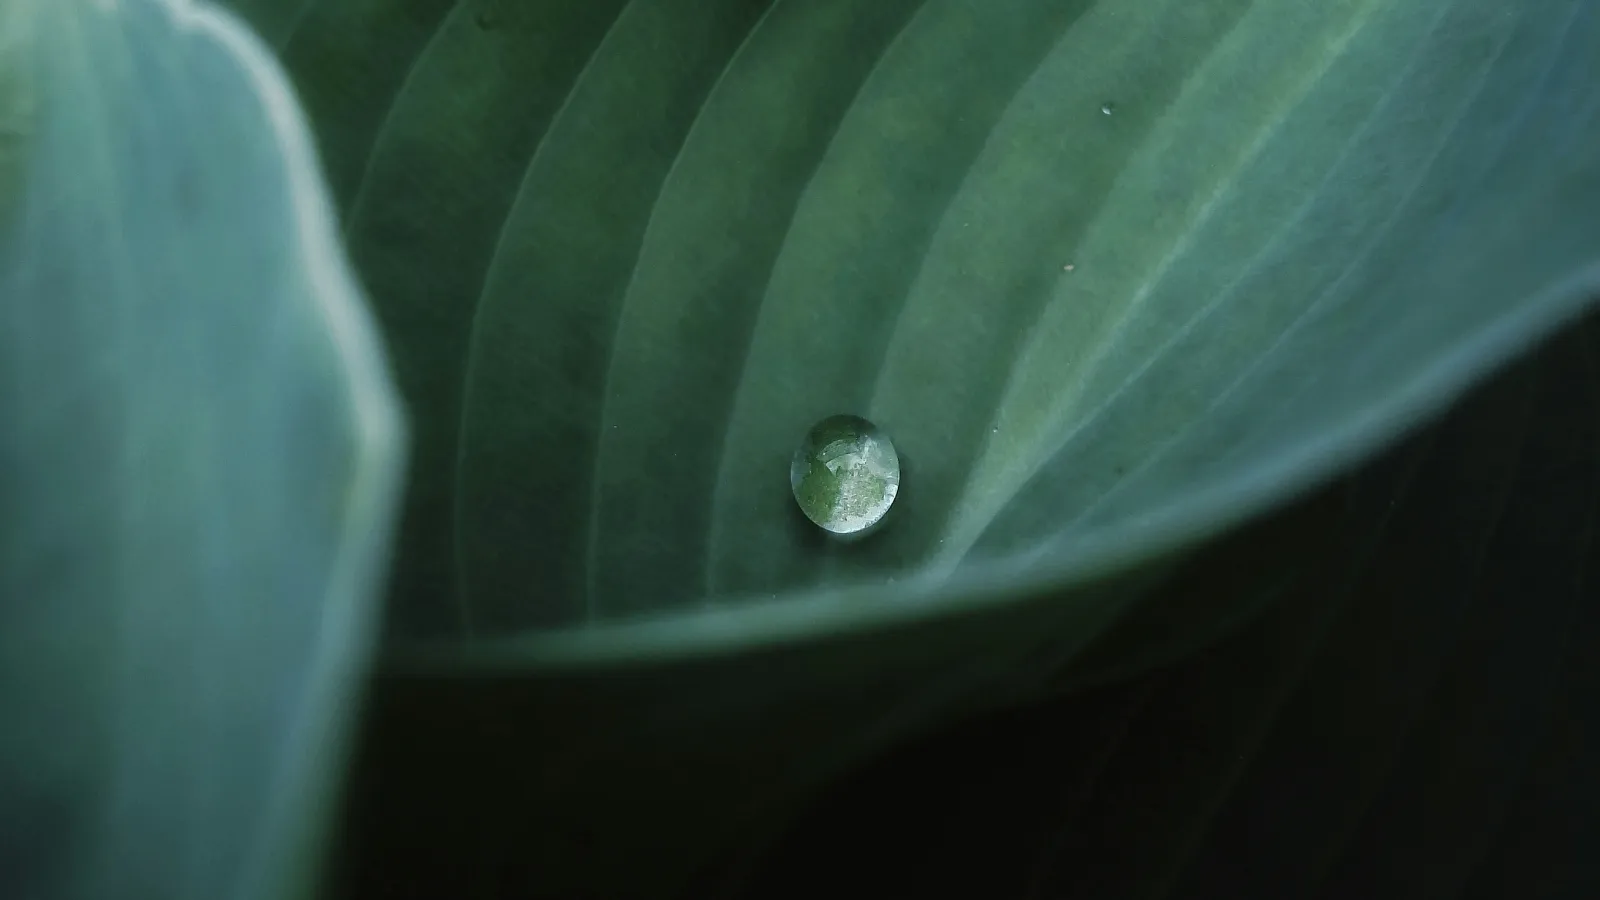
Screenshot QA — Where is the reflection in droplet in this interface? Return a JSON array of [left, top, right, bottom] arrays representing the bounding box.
[[791, 415, 900, 537], [1100, 102, 1115, 115]]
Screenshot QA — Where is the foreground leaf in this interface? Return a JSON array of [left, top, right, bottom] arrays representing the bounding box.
[[0, 1, 404, 898]]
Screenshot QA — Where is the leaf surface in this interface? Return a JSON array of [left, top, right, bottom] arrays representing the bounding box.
[[232, 0, 1600, 651]]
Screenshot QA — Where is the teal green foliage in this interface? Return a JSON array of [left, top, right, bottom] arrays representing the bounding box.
[[1, 1, 403, 898], [8, 0, 1600, 895]]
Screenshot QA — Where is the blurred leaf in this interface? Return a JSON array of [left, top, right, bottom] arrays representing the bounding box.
[[0, 2, 404, 898]]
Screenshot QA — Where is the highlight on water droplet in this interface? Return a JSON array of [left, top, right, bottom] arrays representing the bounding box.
[[1100, 102, 1116, 115], [790, 414, 900, 537]]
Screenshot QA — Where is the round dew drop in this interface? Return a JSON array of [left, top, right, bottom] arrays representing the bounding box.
[[790, 415, 900, 537]]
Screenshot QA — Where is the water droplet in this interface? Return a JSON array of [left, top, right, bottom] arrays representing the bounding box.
[[1100, 102, 1116, 116], [791, 414, 900, 537]]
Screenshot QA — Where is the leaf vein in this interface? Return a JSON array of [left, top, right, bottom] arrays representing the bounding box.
[[582, 0, 785, 619], [941, 0, 1393, 552], [450, 0, 638, 632], [699, 0, 935, 595], [340, 0, 462, 238], [995, 0, 1509, 550]]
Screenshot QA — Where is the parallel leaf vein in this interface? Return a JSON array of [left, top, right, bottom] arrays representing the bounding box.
[[582, 0, 785, 617], [340, 0, 462, 236]]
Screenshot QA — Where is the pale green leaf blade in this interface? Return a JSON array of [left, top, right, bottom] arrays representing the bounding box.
[[0, 1, 405, 898]]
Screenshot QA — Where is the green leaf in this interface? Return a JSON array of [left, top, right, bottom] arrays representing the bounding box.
[[236, 0, 1600, 658], [0, 2, 404, 898]]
